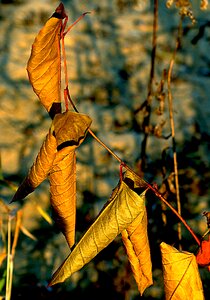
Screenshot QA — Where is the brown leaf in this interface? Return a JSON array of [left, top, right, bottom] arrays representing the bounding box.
[[160, 242, 204, 300], [52, 111, 92, 149], [11, 127, 57, 202], [121, 204, 153, 295], [49, 111, 92, 248], [49, 171, 148, 286], [27, 3, 67, 117]]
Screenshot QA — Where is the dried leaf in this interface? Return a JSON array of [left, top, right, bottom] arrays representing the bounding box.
[[27, 3, 67, 117], [49, 111, 92, 248], [160, 242, 204, 300], [196, 239, 210, 268], [11, 127, 57, 202], [49, 171, 148, 286], [203, 211, 210, 228], [121, 205, 153, 295], [52, 111, 92, 148], [49, 148, 76, 248]]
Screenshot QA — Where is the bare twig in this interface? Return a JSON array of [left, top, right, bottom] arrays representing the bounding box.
[[167, 18, 183, 248], [64, 86, 200, 246], [140, 0, 158, 172], [61, 7, 200, 247]]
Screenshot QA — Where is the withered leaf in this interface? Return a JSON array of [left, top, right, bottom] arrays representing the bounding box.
[[49, 111, 92, 248], [49, 171, 148, 286], [160, 242, 204, 300], [52, 111, 92, 149], [121, 202, 153, 296], [11, 127, 57, 202], [27, 3, 67, 117]]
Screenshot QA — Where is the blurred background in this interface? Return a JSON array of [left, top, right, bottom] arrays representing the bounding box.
[[0, 0, 210, 299]]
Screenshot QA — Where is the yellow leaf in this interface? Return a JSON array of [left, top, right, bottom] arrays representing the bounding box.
[[121, 205, 153, 295], [49, 111, 92, 248], [160, 242, 204, 300], [11, 127, 57, 202], [27, 3, 67, 117], [49, 171, 148, 286], [52, 111, 92, 149], [49, 147, 76, 248]]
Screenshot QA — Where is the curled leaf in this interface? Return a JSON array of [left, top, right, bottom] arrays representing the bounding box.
[[52, 111, 92, 149], [11, 127, 57, 202], [27, 3, 67, 117], [160, 242, 204, 300], [49, 111, 92, 248], [121, 205, 153, 295], [49, 148, 76, 248], [49, 171, 148, 286]]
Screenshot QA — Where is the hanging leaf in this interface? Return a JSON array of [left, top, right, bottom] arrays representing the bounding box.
[[27, 3, 67, 118], [160, 242, 204, 300], [11, 127, 57, 202], [53, 111, 92, 148], [121, 202, 153, 295], [196, 239, 210, 269], [49, 171, 148, 286], [49, 111, 92, 248]]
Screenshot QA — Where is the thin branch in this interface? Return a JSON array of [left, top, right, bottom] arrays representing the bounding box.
[[167, 18, 183, 248], [65, 87, 200, 246], [140, 0, 158, 172]]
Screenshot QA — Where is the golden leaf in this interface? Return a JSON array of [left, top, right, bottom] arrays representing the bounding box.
[[49, 148, 76, 248], [49, 111, 92, 248], [49, 171, 148, 286], [52, 111, 92, 149], [27, 3, 67, 117], [121, 204, 153, 295], [160, 242, 204, 300], [11, 127, 57, 202]]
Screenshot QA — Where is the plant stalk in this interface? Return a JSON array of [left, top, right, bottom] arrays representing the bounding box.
[[167, 18, 183, 248]]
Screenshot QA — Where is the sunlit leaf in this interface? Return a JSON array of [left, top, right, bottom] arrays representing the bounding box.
[[27, 3, 67, 117], [121, 202, 153, 295], [11, 127, 57, 202], [52, 111, 92, 148], [49, 111, 92, 248], [49, 171, 148, 286], [160, 242, 204, 300]]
